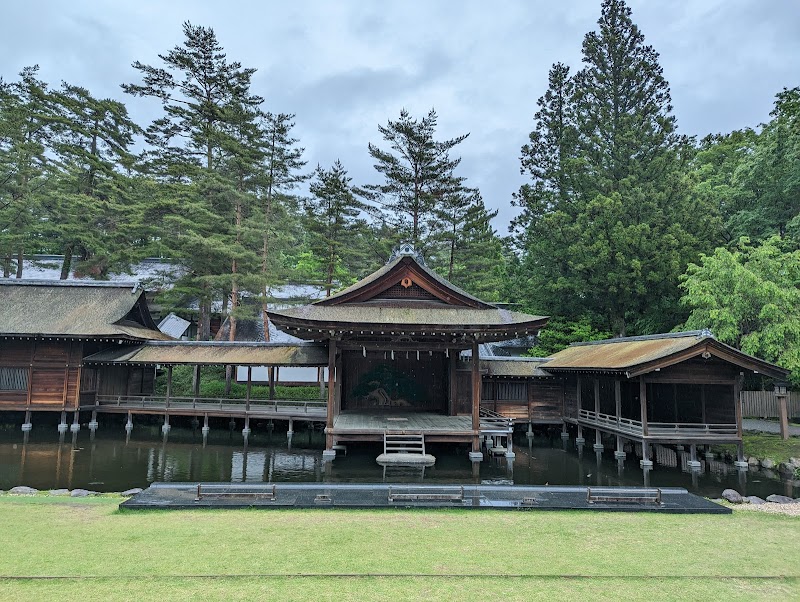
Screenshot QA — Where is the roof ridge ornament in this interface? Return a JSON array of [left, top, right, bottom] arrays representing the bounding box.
[[389, 243, 426, 266]]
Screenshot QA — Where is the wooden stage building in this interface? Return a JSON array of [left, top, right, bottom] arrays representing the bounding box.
[[0, 246, 790, 468]]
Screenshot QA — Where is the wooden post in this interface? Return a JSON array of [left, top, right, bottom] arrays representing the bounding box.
[[471, 340, 481, 453], [734, 374, 743, 439], [594, 378, 600, 417], [268, 367, 276, 400], [639, 378, 648, 436], [325, 340, 336, 449], [192, 365, 201, 401], [26, 340, 35, 408], [673, 383, 679, 423], [165, 365, 173, 410], [776, 384, 790, 441], [576, 376, 582, 412], [614, 380, 622, 421], [334, 348, 342, 416], [245, 367, 252, 413], [318, 367, 325, 399], [448, 350, 457, 416]]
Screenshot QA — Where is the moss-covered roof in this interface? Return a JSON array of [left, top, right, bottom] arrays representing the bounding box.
[[0, 279, 171, 340], [543, 331, 788, 379], [83, 341, 328, 366]]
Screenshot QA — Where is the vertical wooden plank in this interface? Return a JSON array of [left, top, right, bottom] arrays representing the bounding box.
[[700, 385, 706, 424], [614, 379, 621, 419], [639, 378, 648, 436], [25, 340, 35, 408], [61, 340, 71, 410], [192, 365, 201, 400], [448, 350, 457, 416], [576, 376, 582, 412], [471, 340, 480, 452], [166, 365, 173, 410]]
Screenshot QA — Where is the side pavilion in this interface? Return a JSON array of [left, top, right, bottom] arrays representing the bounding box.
[[269, 244, 548, 460]]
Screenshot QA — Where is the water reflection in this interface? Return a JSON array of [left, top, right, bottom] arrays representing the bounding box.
[[0, 427, 798, 499]]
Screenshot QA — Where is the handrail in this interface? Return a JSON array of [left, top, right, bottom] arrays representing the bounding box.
[[578, 409, 738, 436]]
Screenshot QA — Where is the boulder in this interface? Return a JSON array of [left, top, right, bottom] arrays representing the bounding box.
[[70, 489, 91, 497], [765, 494, 795, 504], [747, 456, 760, 467], [722, 489, 743, 503], [789, 457, 800, 468], [760, 458, 775, 469], [121, 488, 143, 497], [744, 496, 766, 505], [9, 486, 38, 495], [48, 489, 70, 496]]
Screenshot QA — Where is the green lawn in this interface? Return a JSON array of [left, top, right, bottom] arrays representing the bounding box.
[[715, 433, 800, 466], [0, 496, 798, 601]]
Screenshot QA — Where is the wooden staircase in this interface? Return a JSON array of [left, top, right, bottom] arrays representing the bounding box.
[[383, 431, 426, 456]]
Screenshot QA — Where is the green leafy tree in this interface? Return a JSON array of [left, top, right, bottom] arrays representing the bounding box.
[[528, 317, 613, 357], [681, 237, 800, 385]]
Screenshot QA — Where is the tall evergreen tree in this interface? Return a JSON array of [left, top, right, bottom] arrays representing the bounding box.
[[0, 66, 56, 277], [303, 160, 365, 296], [123, 21, 262, 339], [515, 0, 710, 335], [362, 108, 468, 253]]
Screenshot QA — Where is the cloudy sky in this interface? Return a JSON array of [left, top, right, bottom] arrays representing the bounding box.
[[3, 1, 799, 231]]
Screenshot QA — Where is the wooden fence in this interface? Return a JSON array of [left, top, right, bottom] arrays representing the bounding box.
[[740, 390, 800, 419]]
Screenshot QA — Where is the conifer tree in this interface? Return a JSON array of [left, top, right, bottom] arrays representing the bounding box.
[[362, 108, 468, 253]]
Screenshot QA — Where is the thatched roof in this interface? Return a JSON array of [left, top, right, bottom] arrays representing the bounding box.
[[83, 341, 328, 366], [0, 279, 171, 340], [543, 331, 788, 379]]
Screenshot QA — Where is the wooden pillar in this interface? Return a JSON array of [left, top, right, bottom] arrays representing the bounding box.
[[734, 374, 743, 439], [593, 378, 600, 416], [268, 367, 276, 400], [448, 350, 457, 416], [245, 366, 252, 412], [576, 376, 582, 412], [673, 383, 679, 423], [26, 340, 35, 408], [614, 380, 622, 420], [471, 340, 481, 453], [334, 347, 342, 416], [318, 367, 325, 399], [192, 365, 201, 400], [639, 378, 648, 436], [165, 365, 173, 409], [325, 340, 336, 449]]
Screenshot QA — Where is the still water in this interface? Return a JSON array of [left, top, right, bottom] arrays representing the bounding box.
[[1, 423, 797, 499]]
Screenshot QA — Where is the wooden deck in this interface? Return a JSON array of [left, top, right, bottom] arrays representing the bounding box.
[[330, 410, 511, 444], [572, 409, 741, 443]]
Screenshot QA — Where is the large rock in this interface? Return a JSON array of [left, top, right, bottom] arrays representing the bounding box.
[[121, 488, 143, 497], [48, 489, 70, 496], [789, 457, 800, 468], [70, 489, 92, 497], [9, 486, 38, 495], [760, 458, 775, 469], [745, 496, 766, 505], [722, 489, 743, 503], [747, 456, 760, 467], [766, 494, 795, 504]]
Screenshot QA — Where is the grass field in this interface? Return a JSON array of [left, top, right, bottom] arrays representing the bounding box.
[[1, 496, 798, 601], [715, 433, 800, 467]]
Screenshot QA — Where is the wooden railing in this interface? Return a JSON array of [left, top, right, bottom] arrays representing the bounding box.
[[90, 395, 326, 415], [577, 409, 738, 438], [479, 407, 513, 433]]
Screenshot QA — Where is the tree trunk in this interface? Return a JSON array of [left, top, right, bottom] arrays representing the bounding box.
[[60, 245, 73, 280], [15, 248, 23, 278], [3, 254, 10, 278]]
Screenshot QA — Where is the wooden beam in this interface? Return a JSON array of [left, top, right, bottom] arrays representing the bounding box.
[[615, 379, 621, 419], [701, 384, 706, 424], [639, 378, 648, 436], [734, 374, 743, 438], [245, 366, 252, 413], [576, 376, 582, 411], [471, 340, 480, 452], [594, 378, 600, 415], [165, 365, 173, 411]]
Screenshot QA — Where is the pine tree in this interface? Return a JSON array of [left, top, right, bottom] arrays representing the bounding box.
[[303, 160, 365, 296], [362, 108, 468, 253], [0, 66, 56, 277], [46, 83, 140, 278], [123, 21, 262, 339]]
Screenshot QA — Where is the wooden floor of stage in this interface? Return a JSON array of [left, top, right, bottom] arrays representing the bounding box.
[[331, 411, 512, 443]]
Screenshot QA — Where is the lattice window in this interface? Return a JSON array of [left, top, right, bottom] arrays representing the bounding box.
[[0, 367, 28, 391], [375, 282, 438, 300]]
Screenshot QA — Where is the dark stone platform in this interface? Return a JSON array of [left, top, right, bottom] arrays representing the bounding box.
[[121, 482, 730, 513]]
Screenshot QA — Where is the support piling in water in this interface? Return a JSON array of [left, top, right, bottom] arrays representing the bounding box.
[[21, 410, 32, 432]]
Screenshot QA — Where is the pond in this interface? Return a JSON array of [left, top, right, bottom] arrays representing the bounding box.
[[0, 422, 797, 500]]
